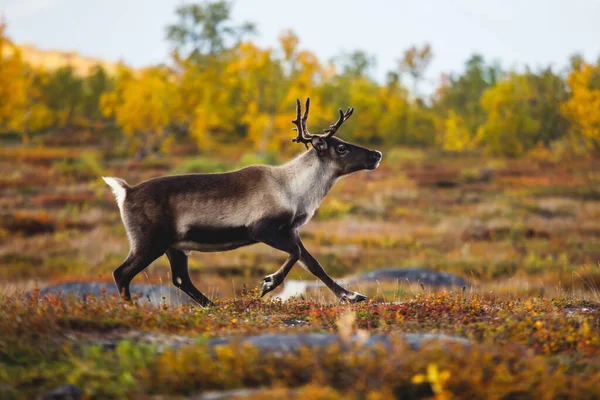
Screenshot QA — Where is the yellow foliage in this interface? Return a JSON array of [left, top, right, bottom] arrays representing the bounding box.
[[379, 84, 410, 142], [117, 67, 179, 136], [99, 63, 134, 120], [279, 30, 299, 62], [561, 63, 600, 151], [347, 78, 383, 141], [241, 101, 270, 150], [282, 49, 324, 107], [102, 65, 180, 154], [0, 23, 27, 135], [25, 102, 54, 133], [189, 103, 219, 151], [477, 74, 539, 156], [412, 363, 451, 400], [441, 111, 472, 151]]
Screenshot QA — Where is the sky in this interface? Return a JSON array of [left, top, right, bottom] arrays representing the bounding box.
[[2, 0, 600, 92]]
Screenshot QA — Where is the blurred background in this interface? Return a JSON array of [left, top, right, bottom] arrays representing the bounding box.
[[1, 0, 600, 300]]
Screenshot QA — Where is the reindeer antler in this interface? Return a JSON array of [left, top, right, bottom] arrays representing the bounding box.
[[291, 98, 354, 148], [291, 98, 312, 149], [323, 107, 354, 138]]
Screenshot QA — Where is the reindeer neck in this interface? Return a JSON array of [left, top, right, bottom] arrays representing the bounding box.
[[277, 149, 338, 211]]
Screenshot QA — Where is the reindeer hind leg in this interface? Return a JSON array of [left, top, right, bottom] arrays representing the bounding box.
[[166, 248, 214, 307], [113, 224, 169, 301]]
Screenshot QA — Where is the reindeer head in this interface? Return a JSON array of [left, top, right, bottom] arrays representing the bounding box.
[[291, 98, 382, 176]]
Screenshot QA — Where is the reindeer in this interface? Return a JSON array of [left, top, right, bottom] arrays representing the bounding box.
[[103, 98, 382, 306]]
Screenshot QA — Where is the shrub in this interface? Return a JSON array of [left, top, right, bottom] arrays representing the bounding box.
[[53, 151, 103, 180], [1, 211, 55, 236], [32, 192, 95, 208], [237, 152, 280, 168], [174, 157, 230, 174], [315, 198, 354, 220]]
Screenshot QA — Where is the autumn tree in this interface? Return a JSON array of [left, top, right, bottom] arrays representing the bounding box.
[[21, 66, 54, 141], [166, 1, 258, 151], [440, 111, 472, 151], [561, 61, 600, 151], [477, 74, 539, 156], [101, 66, 180, 158], [318, 50, 378, 142], [378, 72, 411, 145], [225, 42, 286, 150], [0, 21, 27, 140]]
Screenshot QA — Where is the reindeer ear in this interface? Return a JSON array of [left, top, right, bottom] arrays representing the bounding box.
[[311, 137, 328, 152]]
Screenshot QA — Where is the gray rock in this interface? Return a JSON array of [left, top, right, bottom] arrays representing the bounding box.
[[32, 282, 194, 306], [39, 384, 82, 400], [87, 330, 199, 352], [90, 332, 469, 354], [276, 267, 468, 300], [191, 388, 268, 400], [205, 332, 469, 353], [356, 267, 468, 287]]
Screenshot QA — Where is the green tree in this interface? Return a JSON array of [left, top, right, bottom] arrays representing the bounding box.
[[319, 51, 378, 142], [399, 43, 432, 99], [336, 50, 375, 79], [22, 66, 54, 141], [44, 66, 84, 129], [82, 65, 113, 124], [523, 67, 569, 145], [166, 0, 255, 66], [434, 54, 501, 137]]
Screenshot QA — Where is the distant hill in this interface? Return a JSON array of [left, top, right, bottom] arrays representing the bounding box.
[[11, 43, 121, 76]]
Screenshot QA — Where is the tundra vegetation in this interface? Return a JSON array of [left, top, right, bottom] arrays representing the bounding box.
[[1, 2, 600, 399]]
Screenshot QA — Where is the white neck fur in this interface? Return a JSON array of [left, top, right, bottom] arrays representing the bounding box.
[[277, 149, 338, 215]]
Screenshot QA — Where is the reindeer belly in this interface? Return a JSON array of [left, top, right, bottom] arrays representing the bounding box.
[[173, 225, 257, 253]]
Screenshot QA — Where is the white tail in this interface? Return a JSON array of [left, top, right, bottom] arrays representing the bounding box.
[[102, 177, 128, 211]]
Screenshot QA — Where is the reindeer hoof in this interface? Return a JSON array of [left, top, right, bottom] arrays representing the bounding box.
[[260, 274, 278, 297], [341, 292, 368, 303]]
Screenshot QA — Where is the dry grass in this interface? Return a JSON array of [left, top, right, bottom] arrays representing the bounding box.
[[1, 292, 599, 398]]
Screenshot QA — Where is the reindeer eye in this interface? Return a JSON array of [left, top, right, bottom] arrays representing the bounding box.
[[336, 144, 347, 153]]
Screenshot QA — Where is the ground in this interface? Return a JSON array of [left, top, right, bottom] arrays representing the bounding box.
[[1, 143, 599, 398]]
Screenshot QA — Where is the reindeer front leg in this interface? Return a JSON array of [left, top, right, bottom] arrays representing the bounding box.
[[258, 226, 366, 302], [249, 225, 301, 297], [296, 240, 367, 303], [260, 252, 298, 297]]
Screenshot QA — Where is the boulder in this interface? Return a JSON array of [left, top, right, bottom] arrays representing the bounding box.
[[205, 332, 469, 353], [92, 332, 469, 354], [39, 384, 82, 400], [32, 282, 194, 306], [356, 267, 468, 287], [276, 267, 468, 300]]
